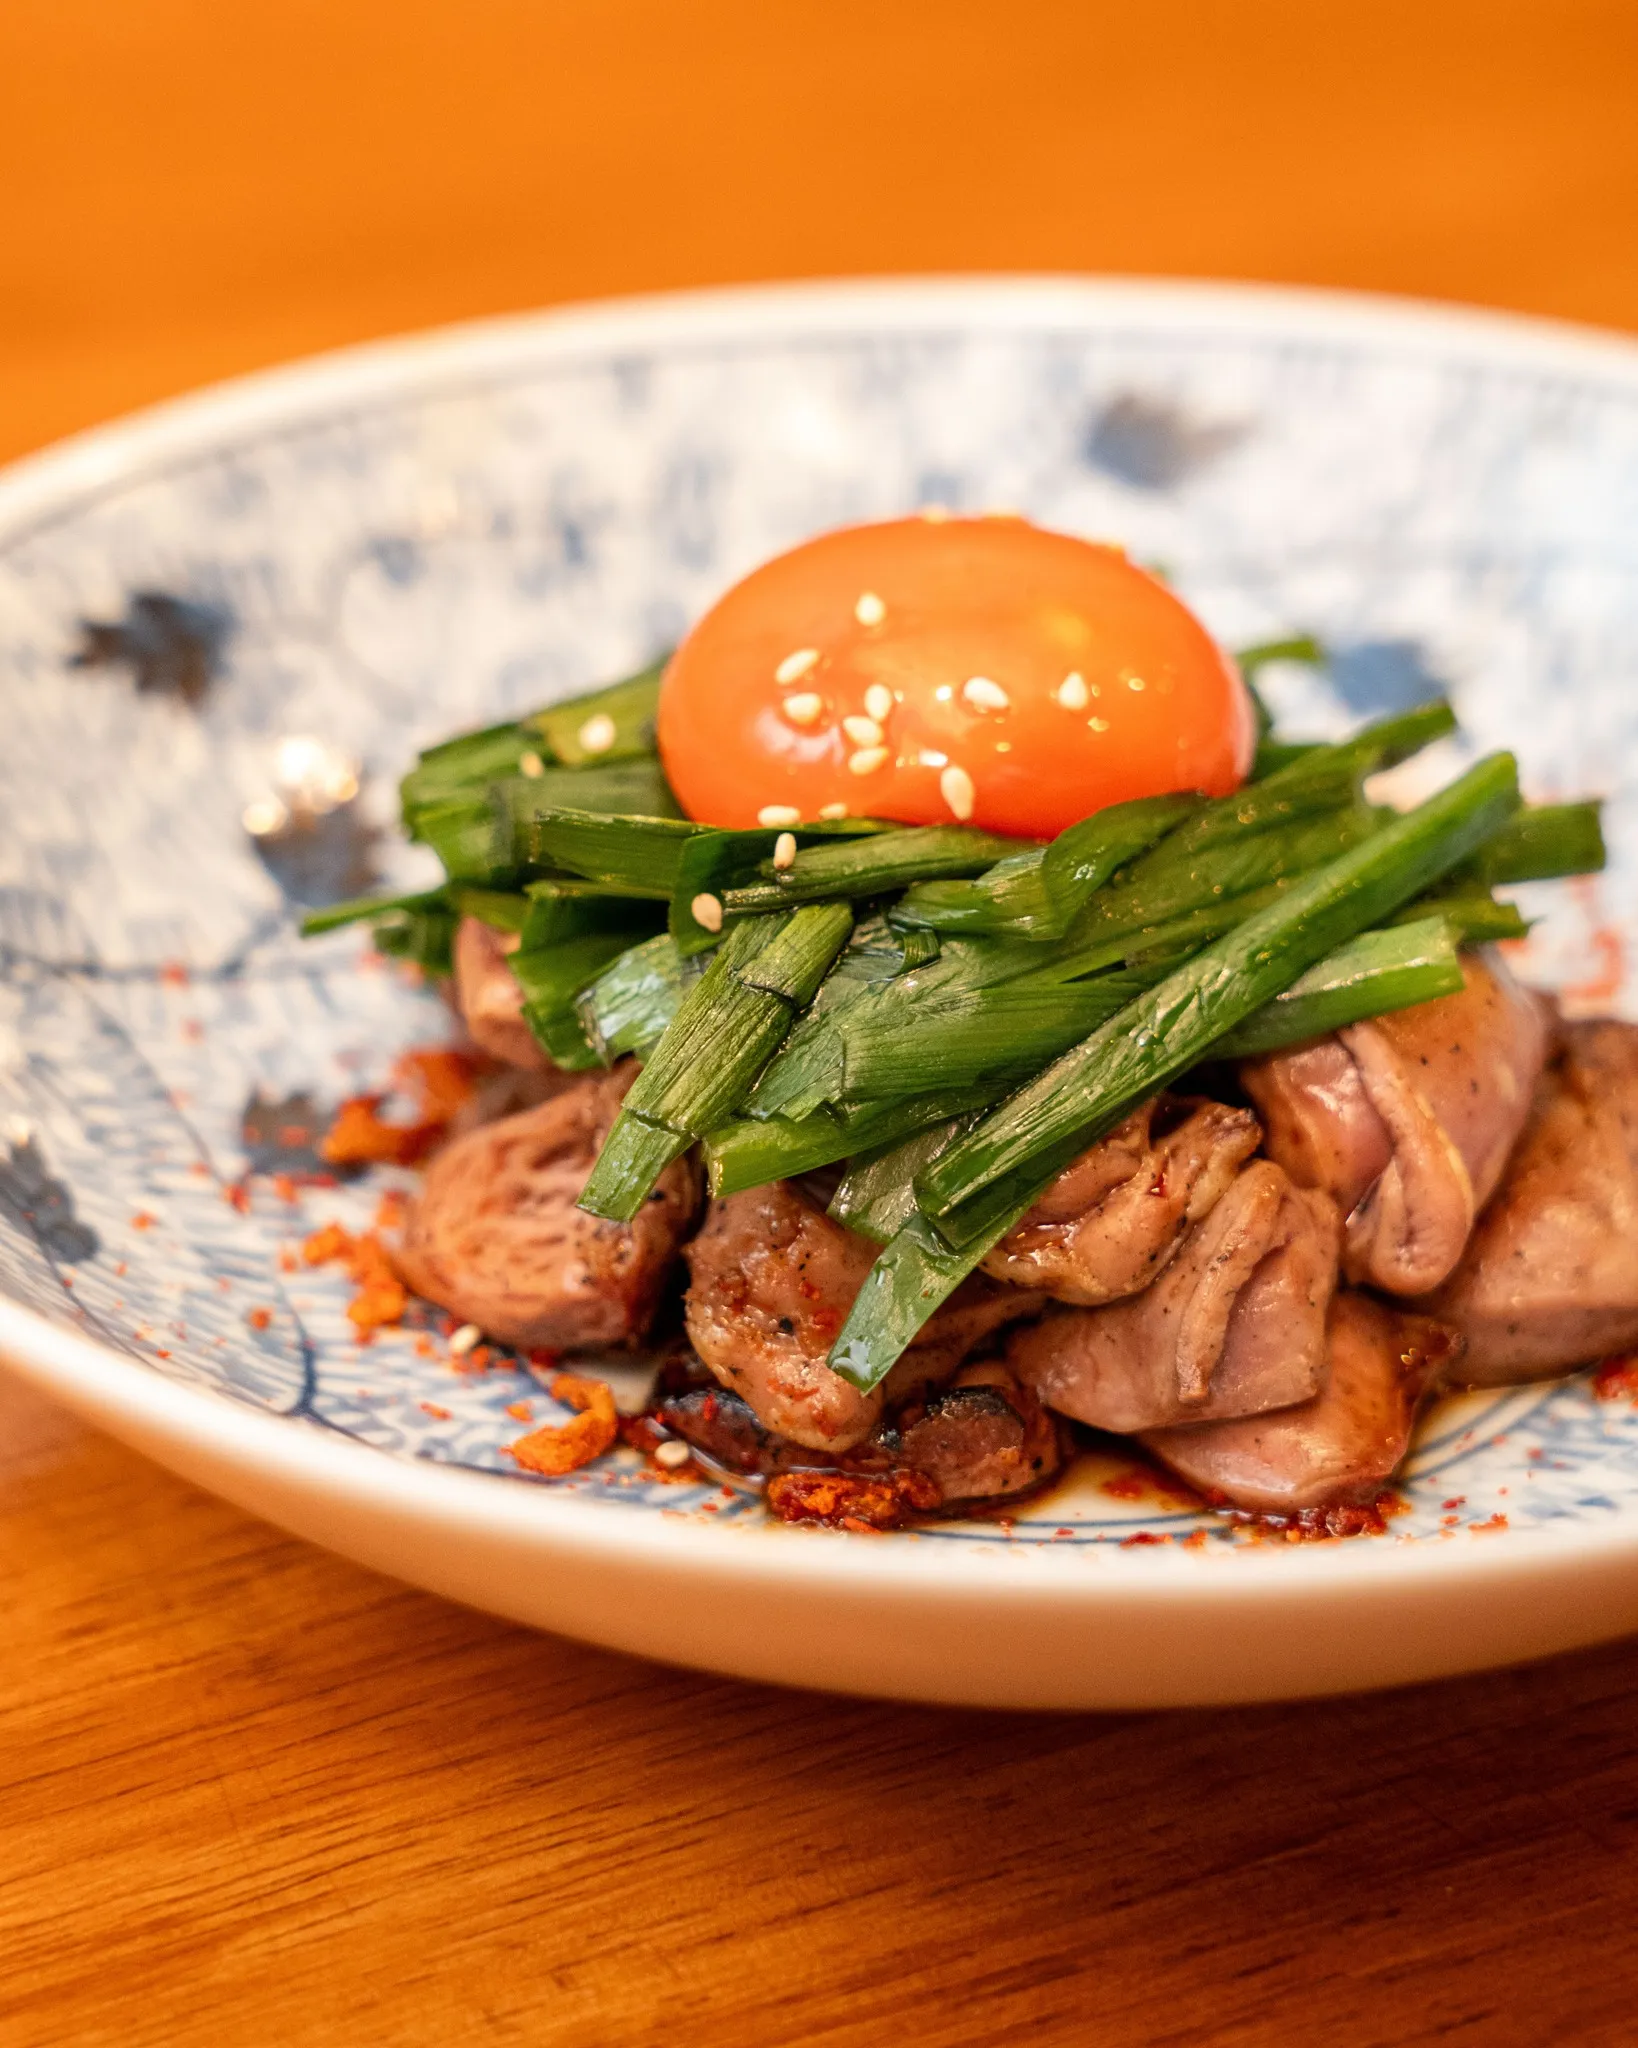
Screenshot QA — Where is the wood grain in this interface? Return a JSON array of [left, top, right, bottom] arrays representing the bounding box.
[[4, 4, 1638, 2041]]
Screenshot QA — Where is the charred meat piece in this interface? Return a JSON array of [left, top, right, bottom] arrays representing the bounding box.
[[1421, 1021, 1638, 1382], [683, 1181, 1042, 1452], [453, 914, 553, 1072], [656, 1382, 836, 1478], [1241, 948, 1552, 1297], [661, 1362, 1062, 1510], [1007, 1160, 1339, 1432], [395, 1064, 699, 1348], [894, 1362, 1064, 1506], [982, 1096, 1261, 1305], [1140, 1291, 1462, 1514]]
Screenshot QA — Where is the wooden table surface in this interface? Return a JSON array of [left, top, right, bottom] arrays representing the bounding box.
[[5, 5, 1638, 2042]]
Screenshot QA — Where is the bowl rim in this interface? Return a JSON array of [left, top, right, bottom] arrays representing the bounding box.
[[6, 269, 1638, 549], [5, 269, 1638, 1603]]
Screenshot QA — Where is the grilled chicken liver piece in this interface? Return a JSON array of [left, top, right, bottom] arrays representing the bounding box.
[[1420, 1020, 1638, 1382], [895, 1363, 1065, 1504], [683, 1180, 1042, 1453], [1007, 1161, 1339, 1433], [659, 1361, 1062, 1505], [395, 1064, 699, 1348], [1241, 948, 1552, 1297], [453, 914, 553, 1072], [982, 1097, 1261, 1305], [1141, 1291, 1461, 1514]]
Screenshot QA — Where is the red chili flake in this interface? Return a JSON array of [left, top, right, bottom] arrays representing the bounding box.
[[374, 1188, 408, 1233], [130, 1211, 157, 1232], [1177, 1528, 1209, 1550], [394, 1047, 479, 1125], [1594, 1355, 1638, 1402], [153, 1347, 171, 1359], [505, 1401, 533, 1423], [1473, 1512, 1510, 1533], [413, 1334, 436, 1359], [113, 1261, 128, 1278], [506, 1373, 619, 1476], [321, 1095, 443, 1169], [272, 1173, 300, 1206], [764, 1468, 940, 1530], [225, 1184, 252, 1214], [346, 1263, 406, 1335], [180, 1018, 204, 1043], [159, 961, 189, 988], [1119, 1530, 1167, 1547], [1442, 1496, 1468, 1510], [278, 1248, 298, 1273], [418, 1401, 453, 1421], [302, 1221, 352, 1266], [246, 1307, 272, 1331], [1099, 1462, 1200, 1507], [1233, 1489, 1406, 1542], [301, 1221, 408, 1333]]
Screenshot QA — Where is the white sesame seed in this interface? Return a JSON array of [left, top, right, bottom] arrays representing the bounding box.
[[842, 714, 883, 747], [772, 832, 798, 870], [935, 684, 954, 702], [819, 801, 849, 820], [1126, 675, 1146, 692], [518, 749, 546, 777], [1056, 671, 1089, 711], [961, 676, 1010, 712], [940, 765, 976, 820], [757, 804, 802, 828], [781, 692, 823, 726], [848, 746, 890, 776], [1089, 717, 1110, 733], [854, 591, 886, 626], [776, 647, 820, 684], [919, 749, 949, 768], [577, 712, 617, 754], [450, 1322, 482, 1355], [654, 1439, 691, 1469], [864, 684, 894, 723], [691, 892, 724, 933]]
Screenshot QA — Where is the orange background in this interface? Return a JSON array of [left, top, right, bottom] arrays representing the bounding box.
[[9, 9, 1638, 2042], [5, 0, 1638, 468]]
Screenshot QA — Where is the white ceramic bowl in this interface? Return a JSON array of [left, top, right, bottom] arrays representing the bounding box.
[[3, 278, 1638, 1709]]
